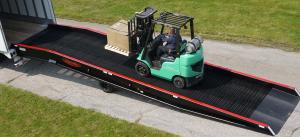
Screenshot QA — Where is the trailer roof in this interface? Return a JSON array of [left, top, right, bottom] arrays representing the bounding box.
[[154, 12, 193, 29]]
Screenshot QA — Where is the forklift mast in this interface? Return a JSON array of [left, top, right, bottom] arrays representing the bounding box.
[[128, 7, 157, 54]]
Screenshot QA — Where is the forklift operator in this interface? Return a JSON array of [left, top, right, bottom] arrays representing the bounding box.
[[156, 28, 182, 58]]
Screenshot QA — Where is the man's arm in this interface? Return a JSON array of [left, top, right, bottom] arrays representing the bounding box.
[[162, 35, 177, 43]]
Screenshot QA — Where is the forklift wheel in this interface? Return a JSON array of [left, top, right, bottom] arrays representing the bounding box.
[[173, 76, 186, 89], [99, 82, 114, 93], [135, 61, 150, 77]]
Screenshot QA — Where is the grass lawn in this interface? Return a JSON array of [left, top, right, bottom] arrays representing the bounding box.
[[0, 84, 177, 137], [53, 0, 300, 51]]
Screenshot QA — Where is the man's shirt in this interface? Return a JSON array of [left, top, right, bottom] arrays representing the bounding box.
[[162, 34, 181, 50]]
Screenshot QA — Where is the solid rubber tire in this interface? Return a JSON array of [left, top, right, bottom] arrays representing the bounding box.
[[135, 61, 150, 77], [99, 82, 114, 93], [173, 76, 186, 89]]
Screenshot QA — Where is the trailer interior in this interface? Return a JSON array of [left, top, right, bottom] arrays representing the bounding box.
[[0, 0, 55, 56]]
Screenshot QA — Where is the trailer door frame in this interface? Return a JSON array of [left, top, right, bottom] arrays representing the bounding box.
[[0, 21, 10, 58]]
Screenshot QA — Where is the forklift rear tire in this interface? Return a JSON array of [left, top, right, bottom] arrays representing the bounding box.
[[135, 61, 150, 77], [173, 76, 186, 89], [99, 82, 114, 93]]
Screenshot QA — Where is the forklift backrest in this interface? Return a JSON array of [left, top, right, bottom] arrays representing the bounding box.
[[135, 7, 157, 19]]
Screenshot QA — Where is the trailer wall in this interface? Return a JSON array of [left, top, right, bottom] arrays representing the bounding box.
[[0, 0, 55, 23]]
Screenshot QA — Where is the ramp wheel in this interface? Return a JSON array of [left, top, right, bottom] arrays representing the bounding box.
[[99, 82, 114, 93], [135, 61, 150, 77], [173, 76, 186, 89], [0, 54, 6, 62]]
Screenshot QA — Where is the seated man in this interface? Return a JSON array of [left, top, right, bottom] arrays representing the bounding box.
[[156, 28, 182, 58]]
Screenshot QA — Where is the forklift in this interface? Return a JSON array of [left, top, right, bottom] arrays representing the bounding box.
[[128, 7, 204, 88]]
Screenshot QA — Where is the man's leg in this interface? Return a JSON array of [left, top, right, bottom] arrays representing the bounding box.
[[156, 46, 168, 59]]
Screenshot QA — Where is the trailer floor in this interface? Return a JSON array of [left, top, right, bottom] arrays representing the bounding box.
[[21, 24, 274, 118], [0, 17, 47, 45]]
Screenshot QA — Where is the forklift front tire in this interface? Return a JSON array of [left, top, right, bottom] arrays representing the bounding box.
[[135, 61, 150, 77], [99, 82, 114, 93], [173, 76, 186, 89]]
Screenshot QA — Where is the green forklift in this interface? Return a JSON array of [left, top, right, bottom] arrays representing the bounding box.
[[128, 7, 204, 88]]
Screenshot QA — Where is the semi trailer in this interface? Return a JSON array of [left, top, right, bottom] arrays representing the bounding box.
[[0, 1, 299, 136]]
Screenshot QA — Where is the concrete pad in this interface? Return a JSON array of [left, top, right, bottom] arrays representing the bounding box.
[[8, 62, 161, 123], [291, 128, 300, 137], [0, 59, 44, 83], [57, 18, 109, 33], [204, 40, 300, 87], [140, 106, 269, 137]]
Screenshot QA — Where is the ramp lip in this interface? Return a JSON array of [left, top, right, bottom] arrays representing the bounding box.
[[295, 88, 300, 97], [17, 43, 270, 129], [205, 62, 295, 90], [267, 126, 276, 136]]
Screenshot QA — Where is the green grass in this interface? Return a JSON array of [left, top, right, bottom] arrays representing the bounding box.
[[52, 0, 300, 51], [0, 84, 177, 137]]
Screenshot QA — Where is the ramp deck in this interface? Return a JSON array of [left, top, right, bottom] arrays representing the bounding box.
[[17, 24, 299, 135]]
